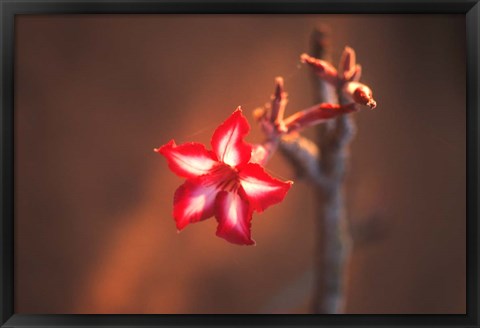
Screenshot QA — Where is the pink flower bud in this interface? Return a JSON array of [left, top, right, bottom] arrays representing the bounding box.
[[342, 82, 377, 109]]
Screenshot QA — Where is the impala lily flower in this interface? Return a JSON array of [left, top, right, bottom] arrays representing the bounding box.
[[155, 108, 293, 245]]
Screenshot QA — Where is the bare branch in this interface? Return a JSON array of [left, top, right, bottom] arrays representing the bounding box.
[[309, 25, 353, 315], [278, 134, 327, 187], [253, 25, 377, 315]]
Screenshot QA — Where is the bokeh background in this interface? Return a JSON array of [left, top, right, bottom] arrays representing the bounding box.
[[14, 14, 466, 314]]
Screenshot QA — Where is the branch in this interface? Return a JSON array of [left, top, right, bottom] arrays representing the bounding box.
[[309, 26, 354, 314], [253, 26, 377, 314], [278, 134, 327, 186], [252, 79, 328, 187]]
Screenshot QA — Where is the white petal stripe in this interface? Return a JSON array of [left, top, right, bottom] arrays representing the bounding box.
[[171, 152, 218, 176], [218, 127, 240, 166], [240, 176, 283, 196]]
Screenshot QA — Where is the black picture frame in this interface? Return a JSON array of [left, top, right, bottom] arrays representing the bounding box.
[[1, 0, 478, 327]]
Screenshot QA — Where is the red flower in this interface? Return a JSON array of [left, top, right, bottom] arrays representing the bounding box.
[[155, 108, 293, 245]]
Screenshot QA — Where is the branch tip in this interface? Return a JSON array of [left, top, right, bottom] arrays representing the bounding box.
[[253, 107, 268, 121], [367, 99, 377, 109], [300, 53, 310, 63], [275, 76, 284, 87]]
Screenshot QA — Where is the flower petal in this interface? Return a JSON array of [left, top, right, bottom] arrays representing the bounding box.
[[215, 189, 255, 245], [156, 139, 219, 178], [173, 175, 220, 230], [239, 163, 293, 212], [211, 107, 252, 167]]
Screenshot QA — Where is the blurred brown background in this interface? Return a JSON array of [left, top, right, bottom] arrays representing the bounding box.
[[14, 14, 466, 314]]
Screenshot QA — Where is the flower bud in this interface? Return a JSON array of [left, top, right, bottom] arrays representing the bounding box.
[[343, 82, 377, 109]]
